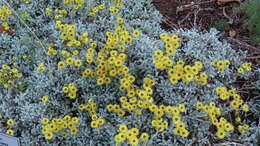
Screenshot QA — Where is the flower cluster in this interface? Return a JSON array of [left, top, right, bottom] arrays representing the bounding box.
[[0, 5, 12, 30], [160, 33, 181, 56], [215, 87, 249, 112], [153, 33, 208, 86], [149, 104, 189, 137], [46, 45, 57, 56], [153, 49, 174, 70], [63, 0, 85, 10], [237, 62, 252, 74], [89, 4, 105, 16], [45, 8, 53, 16], [111, 0, 123, 9], [62, 82, 78, 99], [41, 116, 80, 140], [106, 104, 125, 117], [45, 8, 68, 20], [0, 64, 23, 88], [212, 60, 230, 72], [152, 33, 180, 70], [78, 98, 105, 128], [37, 62, 46, 72], [56, 22, 77, 44], [114, 124, 149, 146], [5, 119, 15, 136], [167, 60, 207, 85], [107, 77, 156, 117], [91, 17, 141, 85], [196, 102, 234, 138], [151, 118, 169, 132]]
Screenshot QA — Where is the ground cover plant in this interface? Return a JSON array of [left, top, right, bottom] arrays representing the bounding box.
[[0, 0, 259, 145]]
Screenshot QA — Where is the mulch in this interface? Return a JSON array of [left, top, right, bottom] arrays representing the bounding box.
[[152, 0, 260, 55]]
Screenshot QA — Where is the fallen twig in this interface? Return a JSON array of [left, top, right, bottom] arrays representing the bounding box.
[[227, 37, 260, 53], [217, 0, 241, 5], [162, 15, 179, 29], [178, 12, 192, 25], [194, 7, 215, 28], [223, 7, 233, 24], [176, 2, 195, 13], [240, 56, 260, 60]]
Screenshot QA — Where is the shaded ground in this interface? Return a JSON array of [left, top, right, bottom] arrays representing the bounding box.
[[152, 0, 260, 56]]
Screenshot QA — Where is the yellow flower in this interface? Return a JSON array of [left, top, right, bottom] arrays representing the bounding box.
[[118, 124, 128, 133], [140, 132, 149, 141], [70, 128, 78, 135], [172, 128, 181, 136], [37, 63, 46, 72], [241, 104, 249, 112], [90, 120, 99, 128], [169, 76, 178, 84], [72, 50, 79, 56], [44, 132, 54, 140], [129, 137, 139, 146], [58, 61, 66, 69], [82, 68, 93, 77], [66, 57, 74, 65], [172, 115, 181, 124], [176, 121, 186, 129], [62, 86, 69, 93], [178, 104, 185, 113], [224, 123, 234, 132], [235, 117, 241, 123], [45, 8, 53, 16], [61, 132, 67, 138], [160, 33, 169, 40], [6, 129, 14, 136], [97, 118, 105, 126], [23, 0, 30, 4], [125, 35, 133, 43], [180, 129, 189, 137], [71, 117, 79, 124], [132, 29, 141, 38], [74, 59, 82, 67], [237, 67, 244, 74], [116, 17, 124, 25], [63, 115, 71, 121], [114, 133, 125, 143], [183, 73, 194, 82], [7, 119, 14, 126], [41, 118, 49, 125], [129, 128, 139, 136], [196, 102, 204, 109], [42, 95, 49, 103], [230, 100, 240, 109], [216, 129, 226, 139]]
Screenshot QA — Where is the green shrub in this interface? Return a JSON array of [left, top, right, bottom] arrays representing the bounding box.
[[238, 0, 260, 44]]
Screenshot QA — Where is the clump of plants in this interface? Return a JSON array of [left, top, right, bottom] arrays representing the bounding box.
[[238, 0, 260, 44]]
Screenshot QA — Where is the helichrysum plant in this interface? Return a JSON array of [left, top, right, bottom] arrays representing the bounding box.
[[0, 0, 259, 146]]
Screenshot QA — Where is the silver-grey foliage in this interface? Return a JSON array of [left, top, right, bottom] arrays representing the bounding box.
[[0, 0, 259, 146]]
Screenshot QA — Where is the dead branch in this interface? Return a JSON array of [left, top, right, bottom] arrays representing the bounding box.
[[217, 0, 241, 5], [240, 56, 260, 60], [227, 37, 260, 53], [223, 7, 233, 24]]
